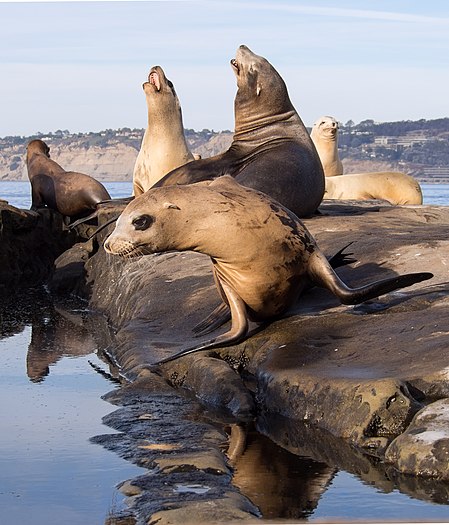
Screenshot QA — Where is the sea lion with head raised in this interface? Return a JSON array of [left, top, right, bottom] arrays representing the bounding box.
[[132, 65, 197, 196], [324, 171, 423, 205], [310, 116, 343, 177], [104, 175, 432, 364], [26, 139, 111, 218], [310, 117, 423, 204], [153, 45, 325, 218]]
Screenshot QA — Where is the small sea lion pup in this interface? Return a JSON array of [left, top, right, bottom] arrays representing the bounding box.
[[132, 65, 198, 196], [310, 116, 343, 177], [104, 175, 432, 364], [324, 172, 423, 205], [26, 139, 111, 219], [154, 45, 325, 219]]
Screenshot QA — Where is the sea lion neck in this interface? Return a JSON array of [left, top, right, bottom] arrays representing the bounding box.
[[233, 109, 306, 147]]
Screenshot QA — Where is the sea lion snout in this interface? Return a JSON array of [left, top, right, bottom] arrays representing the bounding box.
[[104, 234, 139, 257]]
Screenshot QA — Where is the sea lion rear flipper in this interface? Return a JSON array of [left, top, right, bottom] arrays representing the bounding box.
[[328, 242, 356, 269], [308, 251, 433, 305]]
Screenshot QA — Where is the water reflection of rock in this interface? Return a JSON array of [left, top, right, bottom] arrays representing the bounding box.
[[258, 411, 449, 506], [26, 304, 98, 382], [0, 287, 113, 383]]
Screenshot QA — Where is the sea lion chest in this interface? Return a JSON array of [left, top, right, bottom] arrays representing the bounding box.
[[204, 204, 315, 320]]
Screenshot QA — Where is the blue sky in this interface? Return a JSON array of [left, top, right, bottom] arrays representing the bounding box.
[[1, 0, 448, 137]]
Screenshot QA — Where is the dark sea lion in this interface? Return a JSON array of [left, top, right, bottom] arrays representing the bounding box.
[[103, 175, 432, 364], [153, 45, 325, 218], [132, 65, 197, 196], [26, 139, 111, 219]]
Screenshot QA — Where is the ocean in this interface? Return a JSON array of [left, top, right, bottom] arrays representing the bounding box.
[[1, 181, 449, 208]]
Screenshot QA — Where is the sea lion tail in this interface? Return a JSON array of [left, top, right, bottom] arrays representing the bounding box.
[[308, 251, 433, 305]]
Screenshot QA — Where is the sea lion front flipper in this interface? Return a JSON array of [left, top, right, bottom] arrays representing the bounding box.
[[155, 282, 248, 365], [193, 243, 356, 337], [192, 302, 231, 336]]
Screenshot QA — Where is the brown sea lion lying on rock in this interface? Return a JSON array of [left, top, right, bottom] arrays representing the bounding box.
[[103, 175, 433, 364], [26, 139, 111, 220], [310, 115, 423, 205], [324, 172, 423, 205]]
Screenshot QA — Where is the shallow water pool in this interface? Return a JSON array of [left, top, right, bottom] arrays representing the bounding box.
[[0, 292, 142, 525], [1, 290, 449, 523]]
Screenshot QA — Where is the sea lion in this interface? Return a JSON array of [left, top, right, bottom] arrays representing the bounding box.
[[324, 172, 423, 205], [26, 139, 111, 218], [103, 175, 432, 364], [153, 45, 325, 218], [310, 117, 423, 204], [132, 65, 197, 196], [310, 116, 343, 177]]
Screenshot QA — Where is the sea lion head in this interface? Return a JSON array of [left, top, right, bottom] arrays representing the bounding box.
[[104, 189, 185, 257], [230, 44, 292, 115], [142, 65, 181, 120], [312, 116, 339, 141], [26, 139, 50, 161]]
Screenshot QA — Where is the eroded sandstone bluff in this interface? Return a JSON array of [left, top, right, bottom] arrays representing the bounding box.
[[2, 198, 449, 522]]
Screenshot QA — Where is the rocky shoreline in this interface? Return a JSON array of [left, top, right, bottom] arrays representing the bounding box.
[[1, 198, 449, 523]]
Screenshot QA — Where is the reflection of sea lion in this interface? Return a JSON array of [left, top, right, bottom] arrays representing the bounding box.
[[154, 45, 325, 219], [132, 66, 197, 196], [324, 172, 423, 205], [26, 139, 111, 218], [310, 116, 343, 177], [103, 175, 432, 363]]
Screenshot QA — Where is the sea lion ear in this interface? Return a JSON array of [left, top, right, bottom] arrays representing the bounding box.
[[164, 202, 180, 210], [256, 84, 262, 96]]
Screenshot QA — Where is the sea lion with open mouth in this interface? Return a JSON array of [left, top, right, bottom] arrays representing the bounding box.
[[153, 45, 325, 219], [132, 65, 197, 196]]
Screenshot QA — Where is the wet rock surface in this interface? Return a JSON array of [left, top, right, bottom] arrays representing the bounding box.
[[93, 372, 260, 524], [0, 201, 76, 295], [385, 398, 449, 479], [73, 202, 449, 457], [44, 199, 449, 519]]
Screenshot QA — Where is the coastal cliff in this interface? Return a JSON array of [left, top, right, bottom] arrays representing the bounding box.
[[1, 117, 449, 183]]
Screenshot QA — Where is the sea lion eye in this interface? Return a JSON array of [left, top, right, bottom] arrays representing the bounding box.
[[132, 214, 154, 231]]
